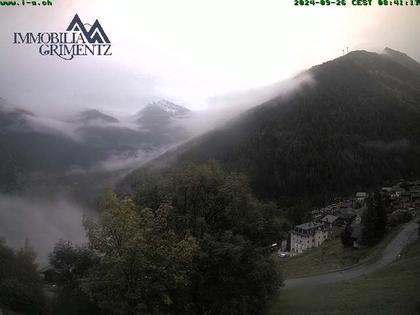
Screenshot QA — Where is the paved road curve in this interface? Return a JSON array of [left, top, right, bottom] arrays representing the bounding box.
[[283, 221, 419, 289]]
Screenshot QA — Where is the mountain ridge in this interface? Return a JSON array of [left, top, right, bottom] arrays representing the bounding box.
[[0, 100, 193, 195], [119, 48, 420, 205], [73, 109, 120, 124], [134, 100, 191, 129]]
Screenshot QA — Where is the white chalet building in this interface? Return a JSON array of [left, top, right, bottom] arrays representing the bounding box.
[[290, 222, 329, 254]]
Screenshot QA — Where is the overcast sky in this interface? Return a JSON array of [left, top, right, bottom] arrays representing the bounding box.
[[0, 0, 419, 115]]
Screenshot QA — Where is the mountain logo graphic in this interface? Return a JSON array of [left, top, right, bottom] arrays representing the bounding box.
[[13, 13, 112, 60], [67, 14, 110, 44]]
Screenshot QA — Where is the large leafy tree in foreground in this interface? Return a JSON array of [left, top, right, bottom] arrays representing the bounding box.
[[83, 162, 282, 315], [158, 162, 282, 315], [83, 193, 198, 315]]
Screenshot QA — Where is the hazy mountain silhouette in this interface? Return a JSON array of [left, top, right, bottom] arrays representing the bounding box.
[[0, 101, 192, 196], [121, 48, 420, 204]]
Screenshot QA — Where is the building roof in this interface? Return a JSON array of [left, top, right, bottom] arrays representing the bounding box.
[[337, 212, 356, 220], [39, 266, 53, 273], [337, 207, 356, 215], [392, 184, 405, 191], [321, 215, 338, 224], [295, 222, 324, 230]]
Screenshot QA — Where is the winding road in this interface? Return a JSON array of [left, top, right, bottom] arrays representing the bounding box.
[[283, 221, 419, 289]]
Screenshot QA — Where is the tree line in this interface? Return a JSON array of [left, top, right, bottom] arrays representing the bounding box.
[[1, 162, 284, 315]]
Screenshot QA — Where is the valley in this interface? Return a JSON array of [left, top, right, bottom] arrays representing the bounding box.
[[2, 47, 420, 314]]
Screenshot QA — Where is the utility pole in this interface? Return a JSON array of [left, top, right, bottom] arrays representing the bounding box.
[[347, 46, 349, 54]]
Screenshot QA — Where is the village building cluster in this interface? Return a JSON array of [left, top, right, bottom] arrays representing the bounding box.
[[284, 180, 420, 256]]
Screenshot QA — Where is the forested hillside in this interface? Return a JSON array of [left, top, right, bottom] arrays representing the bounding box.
[[121, 49, 420, 205]]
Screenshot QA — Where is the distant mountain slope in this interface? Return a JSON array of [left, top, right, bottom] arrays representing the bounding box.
[[384, 47, 420, 76], [135, 99, 190, 128], [0, 101, 193, 193], [138, 100, 190, 117], [121, 49, 420, 203], [73, 109, 119, 124], [133, 100, 191, 143], [0, 106, 82, 192]]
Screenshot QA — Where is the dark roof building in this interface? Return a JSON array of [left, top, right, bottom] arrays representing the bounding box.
[[293, 222, 326, 235], [321, 215, 338, 225]]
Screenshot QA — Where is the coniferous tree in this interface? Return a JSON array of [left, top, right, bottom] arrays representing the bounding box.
[[341, 223, 353, 247], [361, 191, 387, 246], [0, 240, 45, 314]]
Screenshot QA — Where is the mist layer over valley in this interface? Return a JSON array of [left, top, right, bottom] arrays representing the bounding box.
[[0, 98, 196, 262], [2, 46, 420, 270], [0, 194, 87, 265], [0, 75, 310, 262]]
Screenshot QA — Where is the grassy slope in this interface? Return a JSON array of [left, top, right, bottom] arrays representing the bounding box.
[[270, 240, 420, 315], [280, 226, 403, 279]]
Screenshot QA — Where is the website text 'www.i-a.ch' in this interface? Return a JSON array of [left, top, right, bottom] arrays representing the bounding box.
[[0, 0, 52, 6]]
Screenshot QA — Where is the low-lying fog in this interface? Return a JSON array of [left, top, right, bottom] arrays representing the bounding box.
[[0, 194, 88, 265], [0, 72, 315, 265]]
